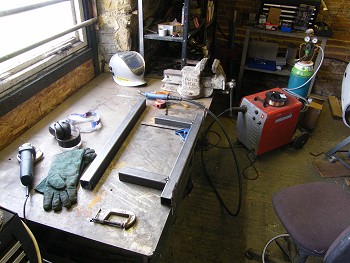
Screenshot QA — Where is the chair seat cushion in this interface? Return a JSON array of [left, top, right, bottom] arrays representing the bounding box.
[[273, 182, 350, 255]]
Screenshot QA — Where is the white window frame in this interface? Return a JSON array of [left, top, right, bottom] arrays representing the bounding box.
[[0, 0, 89, 98]]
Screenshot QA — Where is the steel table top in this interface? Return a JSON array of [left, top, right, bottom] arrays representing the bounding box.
[[0, 73, 211, 261]]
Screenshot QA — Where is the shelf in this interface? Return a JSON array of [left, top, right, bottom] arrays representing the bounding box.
[[144, 34, 183, 42], [244, 66, 291, 76], [138, 0, 217, 69], [237, 26, 328, 97], [249, 27, 317, 40]]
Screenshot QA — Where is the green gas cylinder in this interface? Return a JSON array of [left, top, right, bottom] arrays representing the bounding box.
[[287, 61, 314, 98]]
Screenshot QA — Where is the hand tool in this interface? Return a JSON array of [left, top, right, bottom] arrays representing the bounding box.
[[90, 209, 136, 230], [140, 91, 180, 101], [161, 58, 235, 99], [18, 143, 43, 195]]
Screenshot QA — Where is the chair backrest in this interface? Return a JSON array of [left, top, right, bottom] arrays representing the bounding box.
[[324, 225, 350, 263]]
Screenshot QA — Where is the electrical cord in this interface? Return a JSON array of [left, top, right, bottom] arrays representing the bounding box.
[[202, 107, 259, 180], [21, 220, 43, 263], [23, 191, 29, 225], [242, 149, 259, 180], [139, 91, 246, 216], [179, 98, 245, 216]]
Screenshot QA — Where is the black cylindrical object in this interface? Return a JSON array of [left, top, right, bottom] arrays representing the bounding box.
[[18, 143, 36, 187]]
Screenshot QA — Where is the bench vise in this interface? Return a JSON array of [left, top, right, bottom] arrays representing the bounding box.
[[162, 58, 234, 99]]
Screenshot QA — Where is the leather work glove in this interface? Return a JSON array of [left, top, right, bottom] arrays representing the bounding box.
[[35, 148, 96, 212]]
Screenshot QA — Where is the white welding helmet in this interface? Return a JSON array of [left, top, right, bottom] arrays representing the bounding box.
[[342, 63, 350, 128], [109, 51, 146, 87]]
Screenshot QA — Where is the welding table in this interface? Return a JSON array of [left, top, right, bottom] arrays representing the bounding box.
[[0, 73, 211, 262]]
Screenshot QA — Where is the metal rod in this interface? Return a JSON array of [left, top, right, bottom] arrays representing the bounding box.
[[325, 136, 350, 158], [181, 0, 190, 68], [0, 0, 69, 17], [138, 0, 144, 57], [80, 99, 147, 190], [0, 17, 98, 63], [161, 113, 203, 207]]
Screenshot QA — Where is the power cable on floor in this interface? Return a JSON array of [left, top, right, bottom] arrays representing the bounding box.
[[180, 99, 244, 217], [138, 91, 245, 216], [203, 107, 260, 180], [242, 149, 259, 180]]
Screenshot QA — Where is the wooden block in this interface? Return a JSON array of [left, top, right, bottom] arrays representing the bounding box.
[[328, 96, 343, 119], [345, 178, 350, 186], [313, 159, 350, 178]]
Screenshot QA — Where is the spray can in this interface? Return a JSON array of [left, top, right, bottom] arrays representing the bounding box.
[[287, 61, 314, 98]]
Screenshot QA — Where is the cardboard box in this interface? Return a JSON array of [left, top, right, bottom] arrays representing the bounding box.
[[158, 22, 182, 35], [300, 94, 325, 130]]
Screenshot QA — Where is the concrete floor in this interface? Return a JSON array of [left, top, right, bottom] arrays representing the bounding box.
[[159, 93, 350, 263]]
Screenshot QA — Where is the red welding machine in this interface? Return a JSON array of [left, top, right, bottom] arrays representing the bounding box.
[[236, 88, 305, 156]]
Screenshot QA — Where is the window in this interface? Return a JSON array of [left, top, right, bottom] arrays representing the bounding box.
[[0, 0, 90, 99]]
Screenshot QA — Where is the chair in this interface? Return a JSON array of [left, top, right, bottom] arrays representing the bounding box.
[[261, 182, 350, 263]]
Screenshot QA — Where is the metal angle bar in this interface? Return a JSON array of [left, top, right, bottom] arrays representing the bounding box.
[[138, 0, 144, 57], [325, 136, 350, 158], [80, 99, 146, 190], [119, 167, 167, 190], [154, 115, 192, 129], [161, 113, 203, 207]]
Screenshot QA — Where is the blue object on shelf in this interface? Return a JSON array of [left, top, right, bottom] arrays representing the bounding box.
[[247, 58, 276, 71]]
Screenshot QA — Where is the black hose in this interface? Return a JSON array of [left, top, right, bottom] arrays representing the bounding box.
[[179, 98, 244, 217]]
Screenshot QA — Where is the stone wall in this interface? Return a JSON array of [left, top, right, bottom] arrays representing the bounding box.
[[97, 0, 165, 70], [97, 0, 134, 65]]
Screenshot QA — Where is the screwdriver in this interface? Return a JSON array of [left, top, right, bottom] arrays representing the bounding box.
[[138, 91, 182, 101]]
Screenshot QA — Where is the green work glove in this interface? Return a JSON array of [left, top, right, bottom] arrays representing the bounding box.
[[35, 148, 96, 212]]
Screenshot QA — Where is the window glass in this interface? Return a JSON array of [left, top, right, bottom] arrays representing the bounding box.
[[0, 0, 86, 96]]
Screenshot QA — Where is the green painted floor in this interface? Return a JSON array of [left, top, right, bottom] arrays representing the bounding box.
[[159, 93, 350, 263]]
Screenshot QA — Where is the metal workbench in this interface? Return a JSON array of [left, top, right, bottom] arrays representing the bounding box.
[[0, 73, 211, 262]]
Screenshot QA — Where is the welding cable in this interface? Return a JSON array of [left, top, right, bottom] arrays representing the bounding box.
[[180, 98, 244, 217], [204, 130, 222, 149], [140, 91, 244, 216], [241, 149, 259, 180], [203, 107, 259, 180]]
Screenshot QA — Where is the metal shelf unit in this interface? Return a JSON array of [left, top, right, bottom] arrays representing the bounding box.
[[237, 27, 327, 97], [138, 0, 190, 68]]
